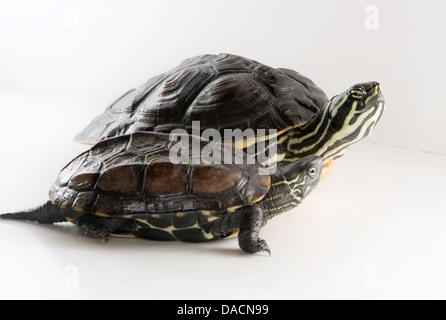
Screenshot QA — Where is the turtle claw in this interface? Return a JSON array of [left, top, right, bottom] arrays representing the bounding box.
[[240, 237, 271, 255], [256, 238, 271, 255], [75, 215, 127, 242], [79, 223, 109, 240], [102, 234, 110, 244]]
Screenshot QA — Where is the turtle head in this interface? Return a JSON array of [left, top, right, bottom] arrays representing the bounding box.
[[317, 82, 385, 161], [281, 156, 322, 201], [328, 82, 384, 123]]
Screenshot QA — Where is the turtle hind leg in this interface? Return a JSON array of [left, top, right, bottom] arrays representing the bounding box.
[[0, 201, 78, 224], [76, 215, 135, 241]]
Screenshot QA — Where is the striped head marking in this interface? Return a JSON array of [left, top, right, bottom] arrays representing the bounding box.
[[282, 156, 322, 202], [318, 82, 385, 162], [329, 82, 384, 125]]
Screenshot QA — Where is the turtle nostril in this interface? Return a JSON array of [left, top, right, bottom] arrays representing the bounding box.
[[375, 83, 382, 92], [371, 82, 381, 90]]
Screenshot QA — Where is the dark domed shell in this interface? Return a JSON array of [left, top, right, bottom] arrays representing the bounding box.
[[75, 53, 328, 144], [51, 132, 270, 216]]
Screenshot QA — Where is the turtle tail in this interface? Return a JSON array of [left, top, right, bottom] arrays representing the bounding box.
[[0, 201, 74, 224]]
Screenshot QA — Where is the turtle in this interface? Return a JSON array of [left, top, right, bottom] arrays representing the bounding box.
[[0, 132, 323, 254], [74, 53, 385, 178]]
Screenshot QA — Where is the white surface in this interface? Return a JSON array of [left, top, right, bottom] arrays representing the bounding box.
[[1, 1, 446, 300], [0, 0, 446, 153], [1, 91, 446, 300]]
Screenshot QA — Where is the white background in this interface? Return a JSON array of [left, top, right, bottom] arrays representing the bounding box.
[[0, 0, 445, 300]]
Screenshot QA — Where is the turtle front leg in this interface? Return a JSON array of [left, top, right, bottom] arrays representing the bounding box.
[[238, 204, 270, 255]]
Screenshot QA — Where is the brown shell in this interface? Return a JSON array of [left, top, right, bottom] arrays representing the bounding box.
[[75, 53, 328, 144], [50, 132, 270, 216]]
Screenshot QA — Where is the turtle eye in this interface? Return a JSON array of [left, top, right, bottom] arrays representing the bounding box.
[[307, 166, 318, 177], [350, 88, 366, 99]]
